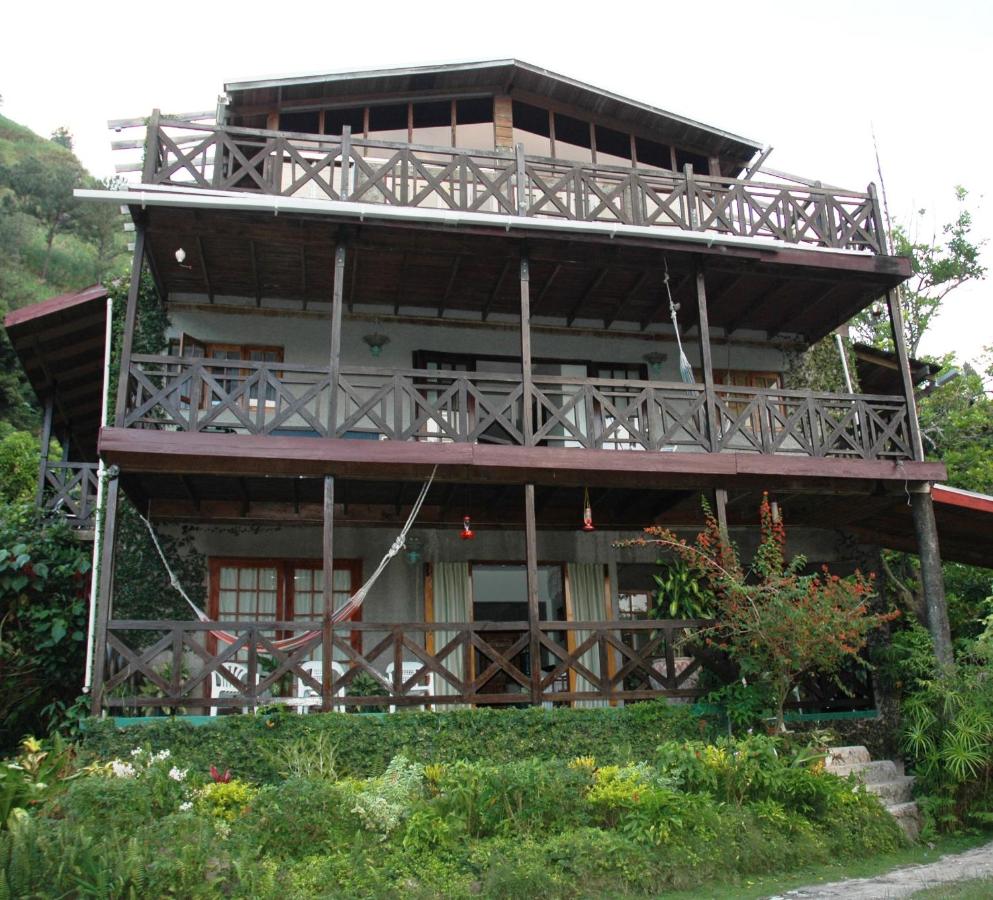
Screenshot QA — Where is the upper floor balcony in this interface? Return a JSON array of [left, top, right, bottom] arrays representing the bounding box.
[[139, 117, 887, 255]]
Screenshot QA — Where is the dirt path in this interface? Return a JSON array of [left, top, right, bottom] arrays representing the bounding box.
[[768, 839, 993, 899]]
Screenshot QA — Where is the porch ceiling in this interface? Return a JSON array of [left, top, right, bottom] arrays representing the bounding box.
[[143, 205, 908, 345], [126, 473, 992, 567]]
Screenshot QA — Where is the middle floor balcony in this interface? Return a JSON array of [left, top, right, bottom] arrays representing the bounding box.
[[121, 352, 916, 461]]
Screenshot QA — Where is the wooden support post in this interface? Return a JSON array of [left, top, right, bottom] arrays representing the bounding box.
[[524, 483, 541, 705], [886, 290, 925, 461], [519, 252, 535, 446], [515, 143, 528, 217], [322, 475, 335, 712], [114, 226, 146, 427], [35, 398, 54, 509], [340, 126, 352, 201], [910, 485, 953, 668], [90, 475, 120, 716], [714, 488, 729, 540], [695, 260, 720, 452], [328, 241, 347, 435]]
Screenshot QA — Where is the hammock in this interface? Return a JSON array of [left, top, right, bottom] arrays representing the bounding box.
[[140, 467, 437, 653], [664, 257, 695, 384]]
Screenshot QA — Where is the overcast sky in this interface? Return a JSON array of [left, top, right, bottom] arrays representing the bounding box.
[[3, 0, 989, 368]]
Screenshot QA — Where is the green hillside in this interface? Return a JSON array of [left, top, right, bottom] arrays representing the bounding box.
[[0, 112, 130, 430]]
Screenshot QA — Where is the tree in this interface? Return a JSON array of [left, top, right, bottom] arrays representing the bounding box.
[[74, 176, 128, 283], [3, 151, 85, 282], [854, 188, 986, 357], [620, 495, 897, 731], [49, 127, 73, 151]]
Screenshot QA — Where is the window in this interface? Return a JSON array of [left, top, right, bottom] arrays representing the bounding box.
[[323, 106, 364, 137], [594, 125, 631, 167], [170, 337, 284, 409], [634, 137, 673, 171], [553, 113, 592, 164], [209, 558, 362, 658]]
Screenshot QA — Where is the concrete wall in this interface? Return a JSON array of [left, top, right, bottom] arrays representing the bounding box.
[[166, 307, 786, 382]]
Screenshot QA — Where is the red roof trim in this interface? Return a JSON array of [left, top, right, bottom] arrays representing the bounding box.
[[4, 284, 108, 331], [933, 484, 993, 515]]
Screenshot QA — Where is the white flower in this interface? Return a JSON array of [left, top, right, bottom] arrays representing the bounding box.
[[110, 760, 136, 779], [179, 801, 192, 811], [168, 767, 188, 782], [153, 749, 171, 762], [130, 748, 143, 758]]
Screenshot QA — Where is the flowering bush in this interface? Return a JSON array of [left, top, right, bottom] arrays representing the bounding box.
[[346, 755, 424, 838], [192, 779, 256, 823], [620, 494, 898, 730]]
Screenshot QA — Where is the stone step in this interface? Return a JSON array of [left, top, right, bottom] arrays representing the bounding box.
[[886, 801, 922, 842], [824, 745, 871, 769], [864, 775, 916, 805], [827, 759, 900, 783]]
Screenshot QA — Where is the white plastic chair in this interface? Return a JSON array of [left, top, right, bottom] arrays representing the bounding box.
[[295, 660, 346, 714], [209, 662, 253, 716], [385, 661, 435, 713]]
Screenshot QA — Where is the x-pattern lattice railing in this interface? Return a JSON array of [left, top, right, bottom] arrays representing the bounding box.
[[100, 619, 714, 711], [122, 356, 913, 459], [41, 461, 99, 526], [714, 385, 913, 459], [143, 119, 884, 253]]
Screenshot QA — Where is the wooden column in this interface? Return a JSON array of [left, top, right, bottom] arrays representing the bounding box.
[[695, 260, 720, 452], [886, 289, 924, 461], [328, 240, 347, 436], [910, 485, 953, 668], [322, 475, 336, 712], [519, 252, 535, 445], [524, 483, 541, 705], [35, 398, 54, 509], [714, 488, 729, 539], [89, 474, 120, 715], [114, 226, 146, 427]]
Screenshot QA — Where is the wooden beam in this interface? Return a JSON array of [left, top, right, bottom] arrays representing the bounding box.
[[481, 258, 512, 322], [886, 289, 924, 460], [179, 475, 200, 511], [90, 477, 120, 715], [519, 254, 534, 446], [196, 235, 214, 302], [695, 261, 720, 453], [534, 263, 562, 312], [772, 282, 843, 338], [328, 241, 347, 432], [248, 240, 262, 307], [566, 268, 608, 326], [347, 248, 359, 313], [524, 482, 540, 705], [604, 270, 650, 329], [437, 255, 462, 318], [322, 475, 335, 712]]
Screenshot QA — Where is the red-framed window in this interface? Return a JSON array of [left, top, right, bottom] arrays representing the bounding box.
[[208, 558, 362, 656]]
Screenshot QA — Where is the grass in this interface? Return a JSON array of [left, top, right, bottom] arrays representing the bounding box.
[[659, 833, 992, 900], [911, 877, 993, 898]]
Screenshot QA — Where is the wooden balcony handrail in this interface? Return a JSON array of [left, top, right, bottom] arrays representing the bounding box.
[[141, 118, 884, 253], [121, 356, 914, 460], [39, 460, 100, 526]]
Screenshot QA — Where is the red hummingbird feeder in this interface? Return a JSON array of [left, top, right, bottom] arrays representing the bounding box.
[[460, 515, 475, 540], [581, 488, 595, 532]]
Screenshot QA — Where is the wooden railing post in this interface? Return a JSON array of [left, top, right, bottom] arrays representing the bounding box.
[[141, 109, 161, 183], [340, 126, 352, 201], [515, 143, 527, 216], [519, 252, 535, 446], [684, 164, 699, 230], [867, 182, 888, 255]]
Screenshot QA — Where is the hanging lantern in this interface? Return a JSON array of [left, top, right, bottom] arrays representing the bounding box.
[[581, 488, 595, 532], [460, 515, 475, 540]]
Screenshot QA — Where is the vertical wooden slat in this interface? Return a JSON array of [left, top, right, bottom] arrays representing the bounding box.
[[90, 477, 120, 715], [322, 475, 334, 712], [328, 241, 346, 435], [695, 260, 720, 452], [35, 398, 53, 509], [524, 483, 541, 705], [114, 226, 146, 427], [340, 126, 352, 201], [142, 109, 161, 183]]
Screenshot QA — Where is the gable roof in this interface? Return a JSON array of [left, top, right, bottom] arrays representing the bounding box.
[[224, 59, 763, 164]]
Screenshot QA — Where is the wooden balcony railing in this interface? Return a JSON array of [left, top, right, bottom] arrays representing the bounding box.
[[122, 355, 915, 461], [141, 118, 885, 253], [101, 618, 713, 712], [39, 461, 99, 527]]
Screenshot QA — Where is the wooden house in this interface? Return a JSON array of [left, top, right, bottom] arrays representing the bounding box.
[[7, 60, 962, 715]]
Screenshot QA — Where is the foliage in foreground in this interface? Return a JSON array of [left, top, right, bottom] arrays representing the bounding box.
[[620, 494, 897, 730], [1, 729, 905, 899]]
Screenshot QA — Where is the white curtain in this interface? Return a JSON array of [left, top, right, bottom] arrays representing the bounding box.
[[432, 562, 472, 707], [568, 563, 609, 707]]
